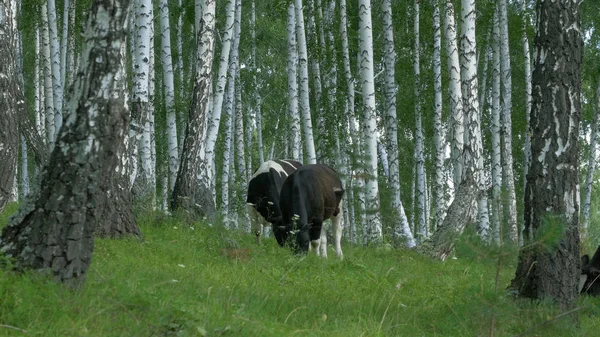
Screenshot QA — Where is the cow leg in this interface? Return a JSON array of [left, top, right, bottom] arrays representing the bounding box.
[[332, 199, 344, 258], [308, 219, 323, 256], [320, 229, 328, 258], [246, 204, 263, 245]]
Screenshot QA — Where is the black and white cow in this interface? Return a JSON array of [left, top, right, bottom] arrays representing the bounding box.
[[278, 164, 344, 258], [580, 245, 600, 296], [246, 159, 303, 245]]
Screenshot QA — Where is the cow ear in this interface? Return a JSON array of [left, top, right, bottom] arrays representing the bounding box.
[[582, 254, 590, 266]]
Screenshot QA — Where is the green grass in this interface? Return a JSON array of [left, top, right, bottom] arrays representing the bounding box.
[[1, 205, 600, 336]]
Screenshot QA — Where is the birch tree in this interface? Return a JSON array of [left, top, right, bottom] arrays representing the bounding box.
[[0, 0, 131, 286], [509, 0, 582, 308], [295, 0, 316, 164], [490, 8, 502, 244], [41, 5, 55, 148], [47, 0, 63, 133], [414, 0, 427, 242], [0, 0, 18, 212], [60, 0, 69, 91], [340, 0, 357, 244], [521, 0, 532, 245], [444, 1, 463, 189], [583, 81, 600, 234], [307, 0, 324, 159], [499, 0, 519, 245], [358, 0, 382, 243], [202, 0, 236, 201], [432, 0, 445, 232], [171, 0, 216, 215], [460, 0, 489, 240], [159, 0, 179, 193], [287, 3, 302, 162]]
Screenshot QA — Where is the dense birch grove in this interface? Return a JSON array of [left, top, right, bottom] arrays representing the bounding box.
[[0, 0, 599, 300]]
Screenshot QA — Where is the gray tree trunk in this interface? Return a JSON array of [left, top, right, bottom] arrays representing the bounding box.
[[171, 0, 216, 217], [0, 0, 131, 286], [509, 0, 582, 309]]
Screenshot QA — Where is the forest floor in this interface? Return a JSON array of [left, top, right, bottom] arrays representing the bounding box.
[[1, 203, 599, 337]]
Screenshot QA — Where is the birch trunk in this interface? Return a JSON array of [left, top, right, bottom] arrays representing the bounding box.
[[491, 8, 502, 244], [295, 0, 317, 164], [0, 0, 131, 285], [159, 0, 179, 193], [498, 0, 519, 245], [232, 0, 246, 195], [444, 2, 463, 189], [176, 0, 185, 152], [66, 0, 76, 90], [414, 0, 427, 242], [47, 0, 63, 133], [460, 0, 489, 240], [60, 0, 69, 91], [432, 0, 445, 233], [34, 25, 45, 140], [509, 0, 582, 308], [170, 0, 216, 216], [583, 81, 600, 234], [202, 0, 236, 196], [358, 0, 382, 243], [521, 0, 532, 246], [287, 3, 302, 162], [220, 73, 235, 225], [41, 5, 55, 148], [307, 0, 324, 160]]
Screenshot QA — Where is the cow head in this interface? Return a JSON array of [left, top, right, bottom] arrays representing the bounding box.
[[580, 246, 600, 296]]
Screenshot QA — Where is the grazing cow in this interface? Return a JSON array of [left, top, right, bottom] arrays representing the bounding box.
[[278, 164, 345, 258], [580, 245, 600, 296], [246, 159, 303, 245]]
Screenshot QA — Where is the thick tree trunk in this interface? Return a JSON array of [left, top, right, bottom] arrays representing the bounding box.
[[41, 5, 55, 148], [171, 0, 216, 217], [0, 0, 131, 286], [47, 0, 63, 134], [509, 0, 582, 309]]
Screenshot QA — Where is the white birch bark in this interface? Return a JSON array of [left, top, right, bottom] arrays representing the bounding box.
[[287, 3, 302, 162], [498, 0, 519, 245], [229, 114, 238, 229], [232, 0, 247, 210], [341, 0, 358, 244], [583, 81, 600, 234], [307, 0, 324, 159], [60, 0, 69, 91], [46, 0, 63, 134], [414, 0, 427, 242], [66, 0, 76, 90], [34, 24, 45, 140], [520, 0, 532, 246], [444, 1, 463, 189], [176, 0, 185, 152], [295, 0, 317, 164], [432, 0, 445, 232], [491, 8, 502, 244], [220, 73, 235, 225], [203, 0, 236, 187], [20, 135, 29, 197], [381, 0, 415, 247], [358, 0, 382, 242], [460, 0, 489, 240], [377, 140, 389, 180], [159, 0, 179, 193], [41, 5, 55, 149]]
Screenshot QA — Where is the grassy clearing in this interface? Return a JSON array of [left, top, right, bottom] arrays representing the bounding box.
[[1, 206, 600, 336]]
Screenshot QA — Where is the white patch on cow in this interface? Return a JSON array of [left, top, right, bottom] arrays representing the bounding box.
[[246, 203, 267, 245], [319, 229, 328, 258], [331, 198, 344, 259], [310, 240, 321, 256], [250, 160, 296, 179], [579, 274, 588, 293]]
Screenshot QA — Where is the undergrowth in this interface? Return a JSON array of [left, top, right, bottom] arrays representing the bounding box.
[[0, 204, 599, 336]]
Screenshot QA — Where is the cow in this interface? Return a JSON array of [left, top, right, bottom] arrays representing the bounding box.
[[580, 245, 600, 296], [246, 159, 303, 245], [278, 164, 345, 258]]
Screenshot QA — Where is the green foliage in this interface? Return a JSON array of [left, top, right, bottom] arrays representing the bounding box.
[[1, 211, 600, 336]]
